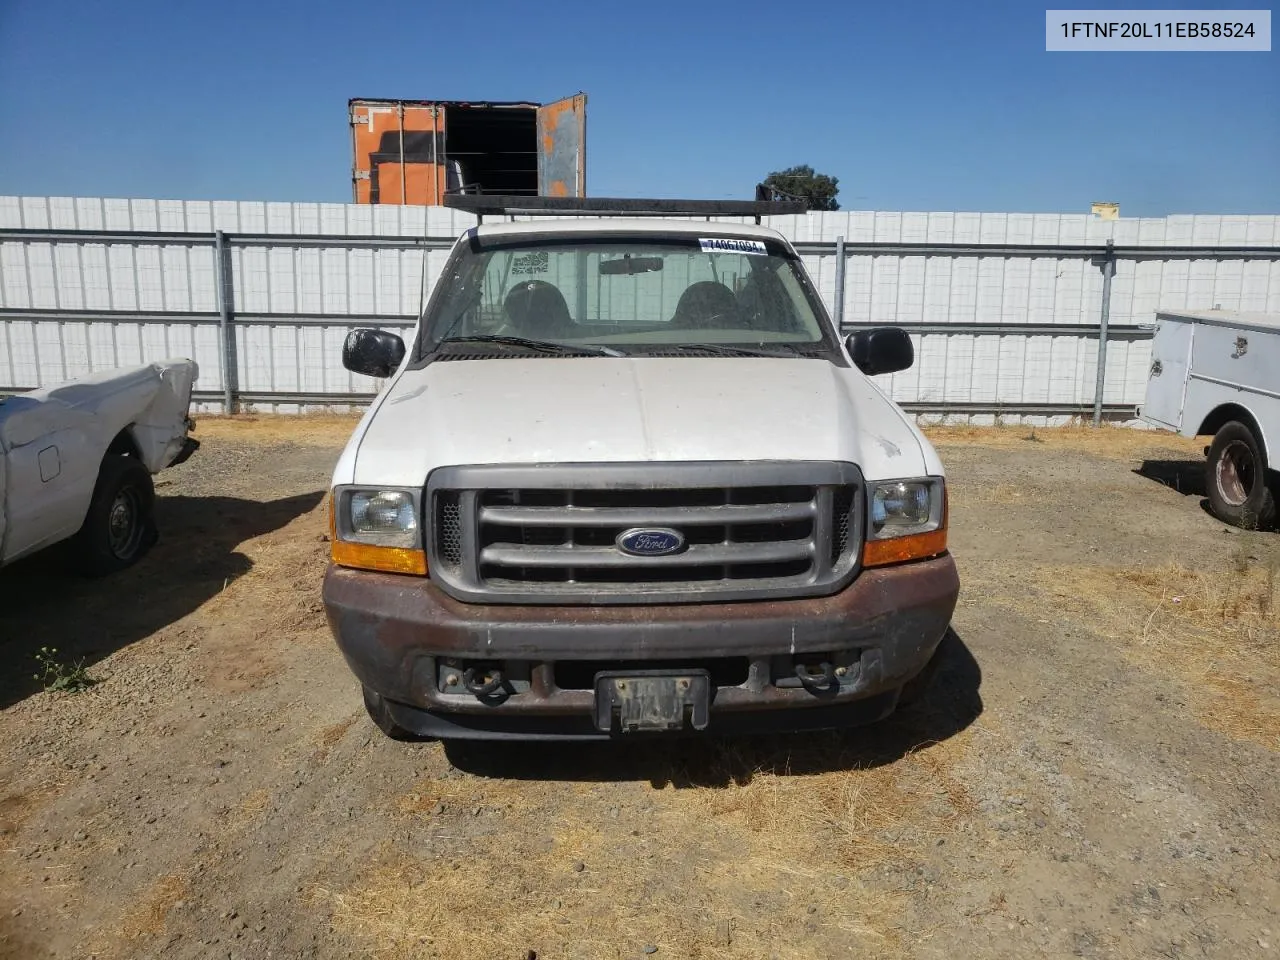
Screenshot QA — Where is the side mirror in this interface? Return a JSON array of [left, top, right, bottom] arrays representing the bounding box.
[[342, 328, 405, 378], [846, 327, 914, 376]]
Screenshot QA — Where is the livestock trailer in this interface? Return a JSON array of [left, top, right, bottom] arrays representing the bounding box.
[[1141, 308, 1280, 528]]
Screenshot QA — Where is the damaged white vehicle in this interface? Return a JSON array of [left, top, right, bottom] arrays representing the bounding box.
[[0, 359, 199, 575]]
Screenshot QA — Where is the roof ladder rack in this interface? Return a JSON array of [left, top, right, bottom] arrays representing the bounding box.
[[443, 192, 806, 225]]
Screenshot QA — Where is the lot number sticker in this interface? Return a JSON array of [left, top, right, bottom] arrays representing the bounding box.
[[699, 238, 768, 256]]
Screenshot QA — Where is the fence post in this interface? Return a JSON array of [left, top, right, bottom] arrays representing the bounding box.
[[214, 230, 237, 414], [833, 235, 846, 329], [1092, 239, 1115, 426]]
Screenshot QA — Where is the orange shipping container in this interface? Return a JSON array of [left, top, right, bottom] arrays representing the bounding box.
[[349, 95, 586, 205]]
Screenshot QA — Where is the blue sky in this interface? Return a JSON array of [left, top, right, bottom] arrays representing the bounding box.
[[0, 0, 1275, 215]]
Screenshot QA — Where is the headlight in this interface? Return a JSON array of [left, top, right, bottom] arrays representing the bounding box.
[[869, 479, 943, 539], [349, 490, 419, 542], [864, 477, 948, 567], [330, 486, 427, 575]]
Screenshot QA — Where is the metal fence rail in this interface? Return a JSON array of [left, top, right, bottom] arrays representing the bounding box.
[[2, 196, 1279, 423]]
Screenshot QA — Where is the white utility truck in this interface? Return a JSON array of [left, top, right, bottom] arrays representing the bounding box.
[[323, 196, 960, 742], [1141, 308, 1280, 529], [0, 360, 199, 574]]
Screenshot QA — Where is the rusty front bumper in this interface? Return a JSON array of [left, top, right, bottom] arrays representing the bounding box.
[[323, 554, 960, 739]]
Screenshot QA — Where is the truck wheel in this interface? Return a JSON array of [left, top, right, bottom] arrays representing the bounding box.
[[1206, 422, 1275, 530], [361, 686, 419, 741], [73, 455, 157, 576]]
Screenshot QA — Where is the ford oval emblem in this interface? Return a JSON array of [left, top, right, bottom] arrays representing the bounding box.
[[616, 527, 686, 557]]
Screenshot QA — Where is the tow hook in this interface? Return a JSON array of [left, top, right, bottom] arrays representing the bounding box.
[[462, 667, 507, 700], [794, 661, 839, 694]]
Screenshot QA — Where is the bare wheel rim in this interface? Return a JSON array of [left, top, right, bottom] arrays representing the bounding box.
[[1215, 440, 1256, 507], [106, 486, 144, 558]]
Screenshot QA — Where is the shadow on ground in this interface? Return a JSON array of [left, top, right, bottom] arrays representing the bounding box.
[[0, 490, 324, 710], [1136, 459, 1207, 499], [1136, 458, 1280, 531], [442, 628, 982, 785]]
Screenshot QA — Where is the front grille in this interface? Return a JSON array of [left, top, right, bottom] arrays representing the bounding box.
[[832, 486, 855, 564], [434, 491, 463, 572], [476, 485, 819, 585], [427, 462, 863, 604]]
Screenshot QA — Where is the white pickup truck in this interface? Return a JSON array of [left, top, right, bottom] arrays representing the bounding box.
[[323, 199, 959, 742], [0, 360, 199, 575]]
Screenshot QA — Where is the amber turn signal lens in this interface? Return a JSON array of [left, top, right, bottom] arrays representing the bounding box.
[[862, 528, 948, 568], [331, 540, 428, 576]]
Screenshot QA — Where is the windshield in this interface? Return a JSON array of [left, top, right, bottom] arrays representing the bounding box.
[[417, 234, 839, 357]]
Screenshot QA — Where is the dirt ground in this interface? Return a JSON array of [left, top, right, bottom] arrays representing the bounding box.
[[2, 416, 1278, 960]]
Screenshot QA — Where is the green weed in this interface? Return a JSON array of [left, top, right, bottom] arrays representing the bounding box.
[[32, 646, 96, 693]]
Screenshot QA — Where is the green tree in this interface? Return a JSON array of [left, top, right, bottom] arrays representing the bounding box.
[[760, 165, 840, 211]]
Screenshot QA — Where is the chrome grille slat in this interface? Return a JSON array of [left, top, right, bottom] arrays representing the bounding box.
[[479, 502, 816, 527], [427, 462, 864, 605], [481, 539, 814, 568]]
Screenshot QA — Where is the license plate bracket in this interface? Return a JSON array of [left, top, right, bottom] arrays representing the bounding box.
[[593, 669, 711, 733]]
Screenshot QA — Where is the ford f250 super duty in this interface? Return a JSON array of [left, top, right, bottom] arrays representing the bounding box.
[[323, 198, 959, 741]]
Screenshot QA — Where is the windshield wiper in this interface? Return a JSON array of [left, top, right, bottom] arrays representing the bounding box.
[[436, 335, 625, 357], [655, 343, 804, 359]]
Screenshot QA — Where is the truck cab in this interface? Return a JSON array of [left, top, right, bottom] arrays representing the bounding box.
[[322, 199, 960, 741]]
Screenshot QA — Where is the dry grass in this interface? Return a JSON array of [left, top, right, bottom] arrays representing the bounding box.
[[192, 413, 360, 446], [924, 422, 1203, 461], [0, 781, 61, 836], [324, 826, 905, 960], [392, 779, 546, 821], [227, 788, 273, 831], [1026, 548, 1280, 748], [244, 512, 332, 635], [196, 504, 331, 694], [310, 716, 358, 764], [321, 727, 984, 960], [114, 873, 188, 941], [201, 503, 331, 635], [688, 733, 976, 874], [949, 482, 1035, 505], [317, 717, 357, 750]]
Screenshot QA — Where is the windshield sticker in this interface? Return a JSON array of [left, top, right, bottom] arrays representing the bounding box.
[[699, 237, 768, 256], [511, 251, 550, 275]]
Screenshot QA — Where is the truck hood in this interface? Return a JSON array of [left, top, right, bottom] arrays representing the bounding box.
[[338, 358, 943, 487]]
